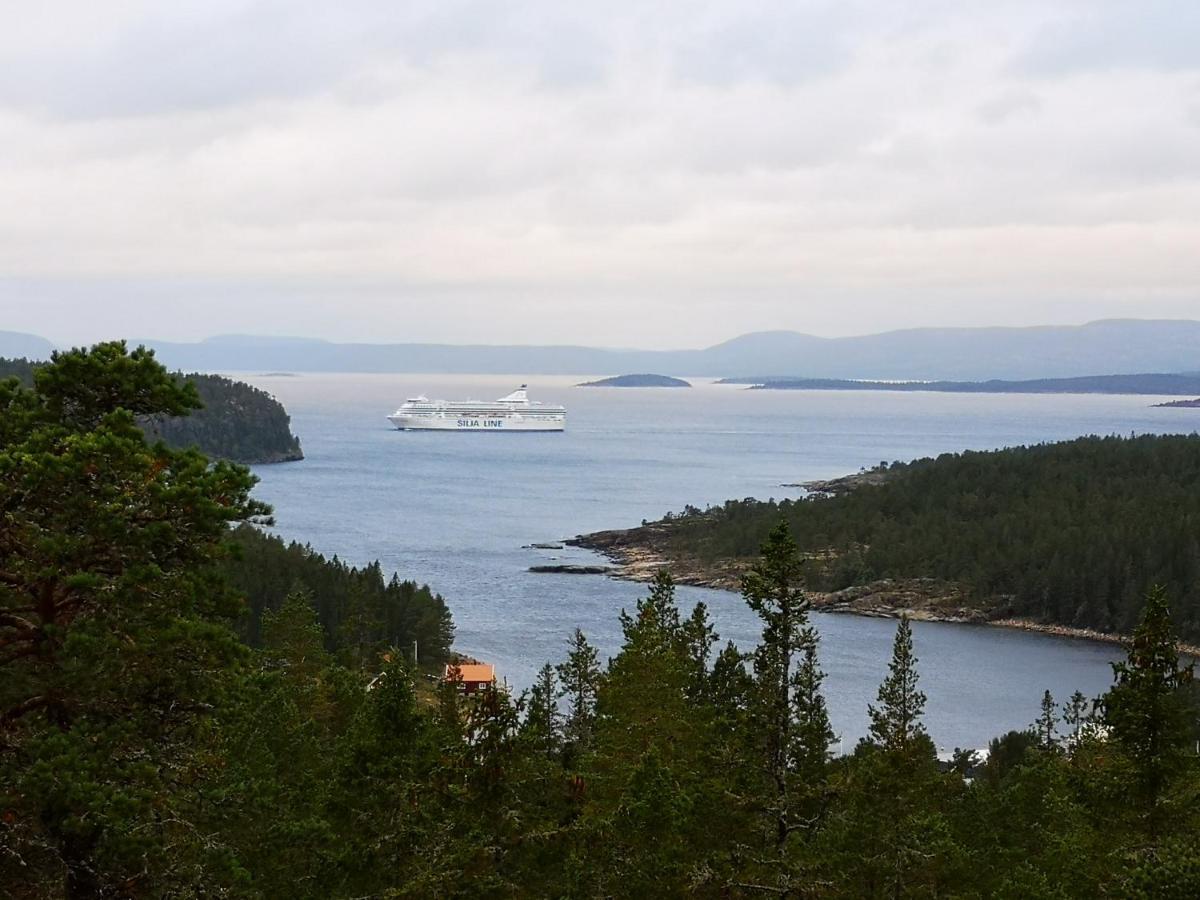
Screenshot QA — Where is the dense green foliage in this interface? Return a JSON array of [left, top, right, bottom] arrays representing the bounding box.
[[0, 342, 268, 895], [222, 524, 454, 666], [142, 372, 303, 464], [5, 343, 1200, 897], [0, 356, 37, 385], [1, 351, 302, 464], [648, 434, 1200, 640]]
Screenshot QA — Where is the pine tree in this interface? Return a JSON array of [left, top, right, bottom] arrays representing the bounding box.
[[868, 615, 928, 753], [0, 342, 267, 896], [949, 747, 979, 777]]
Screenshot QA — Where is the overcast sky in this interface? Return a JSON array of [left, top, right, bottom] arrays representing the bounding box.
[[1, 0, 1198, 348]]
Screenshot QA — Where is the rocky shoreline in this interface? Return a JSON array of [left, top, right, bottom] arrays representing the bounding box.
[[566, 530, 989, 622], [565, 526, 1200, 656], [988, 618, 1200, 657], [248, 448, 306, 464], [566, 524, 746, 590], [781, 469, 889, 495], [528, 564, 614, 575], [566, 526, 985, 618]]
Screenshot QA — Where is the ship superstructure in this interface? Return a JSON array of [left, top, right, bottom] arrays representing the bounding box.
[[387, 386, 566, 432]]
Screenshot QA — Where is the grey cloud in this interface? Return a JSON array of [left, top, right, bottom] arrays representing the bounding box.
[[0, 2, 1197, 347], [976, 90, 1041, 124], [0, 2, 615, 120]]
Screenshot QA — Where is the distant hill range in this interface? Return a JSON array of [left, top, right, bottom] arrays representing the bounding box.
[[0, 331, 55, 360], [9, 318, 1200, 380], [726, 373, 1200, 396]]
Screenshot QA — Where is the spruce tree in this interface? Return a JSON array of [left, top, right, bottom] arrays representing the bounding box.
[[1100, 585, 1195, 839], [736, 521, 837, 897], [1061, 689, 1092, 746], [587, 569, 732, 893], [556, 628, 602, 751], [791, 639, 835, 775], [617, 569, 680, 656], [743, 522, 811, 842], [868, 615, 928, 753], [680, 600, 718, 699], [263, 586, 331, 684], [523, 662, 562, 759], [1035, 689, 1059, 752]]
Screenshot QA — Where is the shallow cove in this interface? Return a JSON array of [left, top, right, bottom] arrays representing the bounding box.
[[242, 372, 1194, 749]]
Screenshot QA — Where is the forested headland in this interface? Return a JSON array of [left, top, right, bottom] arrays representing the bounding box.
[[4, 343, 1200, 897], [142, 372, 304, 464], [576, 434, 1200, 642], [1, 349, 303, 464]]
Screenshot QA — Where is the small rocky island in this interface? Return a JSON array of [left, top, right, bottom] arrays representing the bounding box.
[[577, 373, 691, 388], [1154, 398, 1200, 408]]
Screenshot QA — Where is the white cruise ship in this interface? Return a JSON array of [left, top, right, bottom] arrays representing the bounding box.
[[387, 385, 566, 432]]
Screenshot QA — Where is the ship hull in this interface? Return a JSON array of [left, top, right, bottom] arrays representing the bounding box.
[[387, 414, 565, 432]]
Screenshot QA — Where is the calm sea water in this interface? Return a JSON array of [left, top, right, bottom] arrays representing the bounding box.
[[239, 373, 1197, 750]]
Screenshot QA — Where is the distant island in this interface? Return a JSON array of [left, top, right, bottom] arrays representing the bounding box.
[[577, 373, 691, 388], [1154, 398, 1200, 408], [721, 372, 1200, 396], [1, 356, 303, 464]]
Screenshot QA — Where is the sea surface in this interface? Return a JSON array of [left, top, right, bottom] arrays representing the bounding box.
[[239, 373, 1197, 750]]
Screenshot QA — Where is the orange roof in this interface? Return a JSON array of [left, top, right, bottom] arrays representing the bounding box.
[[445, 663, 495, 683]]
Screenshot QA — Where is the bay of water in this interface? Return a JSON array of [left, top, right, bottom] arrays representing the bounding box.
[[239, 373, 1196, 751]]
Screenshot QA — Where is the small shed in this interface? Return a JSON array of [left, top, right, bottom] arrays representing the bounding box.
[[445, 663, 496, 695]]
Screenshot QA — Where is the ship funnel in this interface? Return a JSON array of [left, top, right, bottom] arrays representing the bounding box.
[[497, 386, 529, 403]]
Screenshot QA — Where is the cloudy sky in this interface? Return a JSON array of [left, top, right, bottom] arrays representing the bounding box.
[[1, 0, 1198, 348]]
